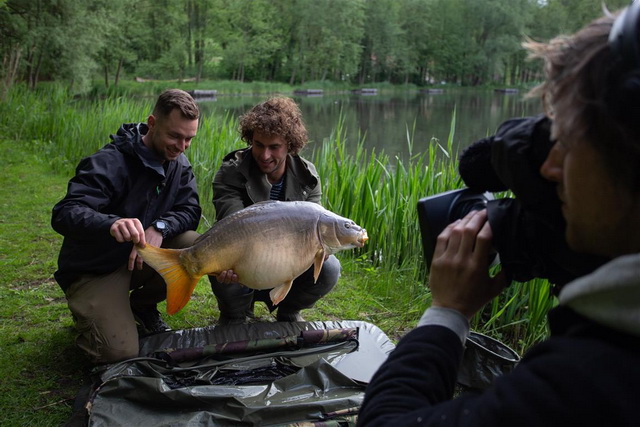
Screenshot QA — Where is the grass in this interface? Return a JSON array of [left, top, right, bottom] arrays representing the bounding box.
[[0, 84, 556, 424], [0, 142, 86, 425]]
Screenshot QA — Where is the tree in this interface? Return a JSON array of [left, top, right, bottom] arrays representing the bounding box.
[[1, 0, 118, 92], [396, 0, 433, 84], [210, 0, 285, 82], [2, 0, 634, 93], [284, 0, 364, 84], [358, 0, 406, 83]]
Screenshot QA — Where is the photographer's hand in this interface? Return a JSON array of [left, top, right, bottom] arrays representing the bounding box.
[[429, 209, 507, 319]]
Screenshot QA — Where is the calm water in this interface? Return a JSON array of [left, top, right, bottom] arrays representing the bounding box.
[[197, 88, 542, 162]]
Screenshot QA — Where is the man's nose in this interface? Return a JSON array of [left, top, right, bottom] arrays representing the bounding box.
[[258, 148, 270, 160], [540, 143, 564, 183]]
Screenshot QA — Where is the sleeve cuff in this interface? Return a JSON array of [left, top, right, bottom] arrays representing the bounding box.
[[418, 306, 470, 345]]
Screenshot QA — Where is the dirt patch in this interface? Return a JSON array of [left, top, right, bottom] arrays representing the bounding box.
[[11, 278, 57, 291]]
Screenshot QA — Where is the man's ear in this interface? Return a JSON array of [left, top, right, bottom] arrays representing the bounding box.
[[147, 114, 156, 130]]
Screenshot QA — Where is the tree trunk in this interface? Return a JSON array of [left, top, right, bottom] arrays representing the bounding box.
[[30, 50, 44, 90], [104, 64, 110, 89], [187, 0, 193, 67], [1, 48, 22, 101], [289, 67, 297, 85], [195, 39, 203, 83], [115, 58, 123, 87], [25, 45, 36, 89]]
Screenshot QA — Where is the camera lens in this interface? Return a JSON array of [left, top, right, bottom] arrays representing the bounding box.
[[417, 188, 494, 270]]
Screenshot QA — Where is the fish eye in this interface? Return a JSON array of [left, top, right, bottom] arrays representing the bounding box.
[[344, 222, 351, 229]]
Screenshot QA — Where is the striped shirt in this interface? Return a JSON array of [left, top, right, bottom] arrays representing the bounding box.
[[270, 175, 286, 201]]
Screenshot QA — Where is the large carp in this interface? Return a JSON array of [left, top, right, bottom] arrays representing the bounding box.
[[137, 201, 368, 314]]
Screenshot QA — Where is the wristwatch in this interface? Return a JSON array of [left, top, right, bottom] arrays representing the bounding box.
[[153, 220, 169, 239]]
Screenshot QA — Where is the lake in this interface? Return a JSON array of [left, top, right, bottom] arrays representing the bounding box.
[[197, 88, 543, 162]]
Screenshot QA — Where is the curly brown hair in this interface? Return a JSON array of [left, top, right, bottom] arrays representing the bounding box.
[[239, 97, 308, 155]]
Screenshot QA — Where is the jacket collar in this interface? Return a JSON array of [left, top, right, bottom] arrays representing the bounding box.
[[232, 147, 318, 201]]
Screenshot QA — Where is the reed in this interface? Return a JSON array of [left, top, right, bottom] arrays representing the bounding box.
[[1, 85, 554, 352]]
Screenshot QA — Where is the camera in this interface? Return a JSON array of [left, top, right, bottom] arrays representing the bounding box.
[[417, 114, 606, 292], [418, 188, 495, 270]]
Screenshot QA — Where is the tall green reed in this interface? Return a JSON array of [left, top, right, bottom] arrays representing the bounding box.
[[1, 84, 149, 174]]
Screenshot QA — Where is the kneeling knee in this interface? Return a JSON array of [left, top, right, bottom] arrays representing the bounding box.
[[94, 343, 139, 364]]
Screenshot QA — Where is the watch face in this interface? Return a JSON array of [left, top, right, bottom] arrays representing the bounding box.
[[155, 221, 166, 230]]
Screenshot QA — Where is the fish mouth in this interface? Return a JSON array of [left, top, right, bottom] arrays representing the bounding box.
[[356, 230, 369, 247]]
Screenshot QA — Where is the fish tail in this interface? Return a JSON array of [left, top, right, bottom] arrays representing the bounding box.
[[136, 244, 201, 315]]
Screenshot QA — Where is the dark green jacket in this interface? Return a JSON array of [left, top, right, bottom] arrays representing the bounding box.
[[212, 147, 321, 220]]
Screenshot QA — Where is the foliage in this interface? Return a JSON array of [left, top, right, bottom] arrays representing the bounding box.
[[1, 0, 632, 96]]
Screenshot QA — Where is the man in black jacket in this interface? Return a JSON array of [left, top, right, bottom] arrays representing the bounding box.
[[52, 89, 205, 364], [359, 6, 640, 426]]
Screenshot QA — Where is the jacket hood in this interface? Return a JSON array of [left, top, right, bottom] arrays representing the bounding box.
[[110, 122, 165, 177], [559, 253, 640, 337], [111, 123, 147, 151]]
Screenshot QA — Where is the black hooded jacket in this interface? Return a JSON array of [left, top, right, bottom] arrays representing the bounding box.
[[51, 123, 201, 290]]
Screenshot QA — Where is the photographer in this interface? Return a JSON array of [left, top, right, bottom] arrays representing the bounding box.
[[358, 6, 640, 426]]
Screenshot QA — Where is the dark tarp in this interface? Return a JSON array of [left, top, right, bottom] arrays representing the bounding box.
[[85, 320, 393, 426], [71, 321, 519, 426]]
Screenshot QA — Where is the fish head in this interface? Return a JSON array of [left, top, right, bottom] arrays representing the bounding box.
[[318, 213, 368, 252]]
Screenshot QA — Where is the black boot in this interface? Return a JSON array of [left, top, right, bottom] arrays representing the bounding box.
[[276, 255, 341, 322], [276, 310, 305, 322], [131, 305, 170, 335], [209, 275, 255, 325]]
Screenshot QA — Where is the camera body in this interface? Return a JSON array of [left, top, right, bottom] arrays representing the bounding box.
[[418, 115, 606, 291], [417, 188, 494, 271]]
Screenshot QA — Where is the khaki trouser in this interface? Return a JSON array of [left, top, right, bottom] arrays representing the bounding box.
[[65, 231, 199, 364]]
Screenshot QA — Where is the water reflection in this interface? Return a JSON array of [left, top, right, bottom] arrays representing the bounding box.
[[197, 88, 542, 162]]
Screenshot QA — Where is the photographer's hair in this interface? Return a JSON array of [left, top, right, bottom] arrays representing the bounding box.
[[153, 89, 200, 120], [525, 5, 640, 192], [239, 97, 308, 155]]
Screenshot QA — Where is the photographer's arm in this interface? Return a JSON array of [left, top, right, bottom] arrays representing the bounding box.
[[415, 210, 507, 344], [428, 209, 507, 320]]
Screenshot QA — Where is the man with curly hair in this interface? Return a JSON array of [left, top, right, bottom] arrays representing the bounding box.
[[209, 97, 341, 324]]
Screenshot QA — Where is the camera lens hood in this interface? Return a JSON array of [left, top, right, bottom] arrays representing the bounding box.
[[417, 188, 494, 270]]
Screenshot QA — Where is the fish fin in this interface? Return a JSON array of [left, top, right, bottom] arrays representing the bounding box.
[[313, 249, 326, 283], [136, 244, 200, 315], [269, 280, 294, 306]]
